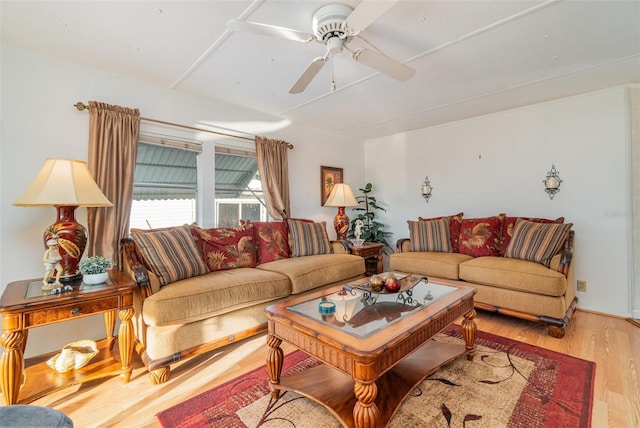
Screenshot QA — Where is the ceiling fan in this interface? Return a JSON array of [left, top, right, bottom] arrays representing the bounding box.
[[227, 1, 415, 94]]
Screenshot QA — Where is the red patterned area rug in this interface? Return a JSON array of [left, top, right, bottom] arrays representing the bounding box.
[[157, 326, 594, 428]]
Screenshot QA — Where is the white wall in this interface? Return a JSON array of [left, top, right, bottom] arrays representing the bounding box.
[[364, 87, 632, 317], [0, 44, 364, 357]]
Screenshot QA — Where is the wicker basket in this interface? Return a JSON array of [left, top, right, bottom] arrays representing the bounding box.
[[46, 340, 99, 373]]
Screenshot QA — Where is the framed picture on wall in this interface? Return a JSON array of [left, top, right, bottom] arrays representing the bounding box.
[[320, 166, 343, 206]]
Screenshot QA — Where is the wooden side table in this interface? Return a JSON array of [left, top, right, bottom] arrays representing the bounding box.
[[0, 270, 136, 405], [349, 242, 384, 276]]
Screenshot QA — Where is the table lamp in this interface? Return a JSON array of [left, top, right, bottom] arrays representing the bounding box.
[[323, 183, 358, 240], [13, 158, 113, 284]]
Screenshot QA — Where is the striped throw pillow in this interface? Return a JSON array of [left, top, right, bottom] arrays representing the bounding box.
[[286, 219, 331, 257], [504, 219, 573, 267], [131, 224, 209, 286], [408, 218, 452, 252]]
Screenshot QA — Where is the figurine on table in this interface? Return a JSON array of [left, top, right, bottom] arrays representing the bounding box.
[[354, 220, 364, 241], [42, 238, 63, 290]]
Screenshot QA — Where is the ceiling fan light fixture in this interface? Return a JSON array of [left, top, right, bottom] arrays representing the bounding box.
[[326, 36, 343, 55]]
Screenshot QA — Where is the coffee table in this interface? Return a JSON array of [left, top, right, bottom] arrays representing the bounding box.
[[265, 273, 477, 428]]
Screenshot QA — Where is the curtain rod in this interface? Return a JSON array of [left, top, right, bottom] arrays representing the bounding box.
[[73, 101, 293, 149]]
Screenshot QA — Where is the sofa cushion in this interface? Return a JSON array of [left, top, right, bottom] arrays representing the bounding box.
[[249, 221, 290, 264], [257, 254, 364, 294], [419, 212, 463, 250], [408, 218, 452, 252], [504, 219, 573, 267], [459, 256, 568, 297], [457, 215, 504, 257], [196, 225, 257, 271], [389, 251, 473, 280], [130, 225, 209, 287], [286, 218, 332, 257], [142, 268, 291, 326], [500, 216, 564, 256]]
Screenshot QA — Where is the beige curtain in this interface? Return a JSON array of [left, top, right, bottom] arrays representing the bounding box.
[[255, 136, 291, 220], [87, 101, 140, 269]]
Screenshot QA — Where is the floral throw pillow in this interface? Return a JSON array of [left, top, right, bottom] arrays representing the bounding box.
[[247, 221, 290, 264], [196, 225, 257, 271], [457, 215, 505, 257]]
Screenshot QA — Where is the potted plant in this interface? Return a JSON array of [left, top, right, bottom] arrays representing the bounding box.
[[78, 256, 113, 285], [348, 182, 393, 253]]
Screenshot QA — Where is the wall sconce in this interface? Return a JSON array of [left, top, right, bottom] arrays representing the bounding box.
[[543, 164, 562, 200], [421, 176, 433, 202]]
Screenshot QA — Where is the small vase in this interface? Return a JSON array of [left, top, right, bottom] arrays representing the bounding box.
[[82, 272, 108, 285]]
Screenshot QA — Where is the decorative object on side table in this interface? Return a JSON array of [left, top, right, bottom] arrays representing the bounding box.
[[348, 182, 393, 253], [324, 183, 359, 240], [421, 176, 433, 202], [543, 164, 562, 200], [350, 219, 364, 246], [79, 256, 113, 285], [13, 158, 113, 283], [42, 238, 63, 290]]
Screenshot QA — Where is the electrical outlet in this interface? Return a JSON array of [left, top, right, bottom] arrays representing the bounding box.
[[577, 280, 587, 292]]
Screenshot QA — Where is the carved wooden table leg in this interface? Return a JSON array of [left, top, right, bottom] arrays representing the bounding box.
[[462, 308, 477, 361], [104, 310, 116, 350], [353, 380, 379, 428], [266, 334, 283, 400], [0, 330, 25, 405], [118, 307, 134, 382]]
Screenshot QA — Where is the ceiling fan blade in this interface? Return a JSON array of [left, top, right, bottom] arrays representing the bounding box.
[[352, 49, 415, 82], [345, 0, 399, 33], [226, 19, 315, 43], [289, 57, 328, 94]]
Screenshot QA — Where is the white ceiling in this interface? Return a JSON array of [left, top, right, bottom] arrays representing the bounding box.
[[2, 0, 639, 141]]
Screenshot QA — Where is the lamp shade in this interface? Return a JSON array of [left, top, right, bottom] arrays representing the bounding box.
[[13, 158, 112, 207], [323, 183, 358, 207]]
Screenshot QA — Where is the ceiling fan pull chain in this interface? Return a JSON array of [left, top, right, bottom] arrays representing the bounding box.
[[331, 56, 336, 92]]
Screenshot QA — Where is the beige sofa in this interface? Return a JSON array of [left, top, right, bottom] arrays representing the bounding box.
[[122, 220, 364, 383], [390, 213, 576, 338]]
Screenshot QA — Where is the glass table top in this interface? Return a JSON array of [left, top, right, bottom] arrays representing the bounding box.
[[25, 278, 116, 299], [287, 276, 457, 338]]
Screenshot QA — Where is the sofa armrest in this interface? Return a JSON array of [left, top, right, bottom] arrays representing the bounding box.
[[396, 238, 411, 253], [121, 237, 154, 299], [557, 230, 574, 276]]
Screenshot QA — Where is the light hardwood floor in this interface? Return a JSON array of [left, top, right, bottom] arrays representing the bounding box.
[[26, 309, 640, 427]]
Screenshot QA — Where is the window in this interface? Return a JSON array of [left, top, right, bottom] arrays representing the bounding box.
[[129, 134, 269, 230], [129, 136, 200, 229], [214, 149, 269, 227]]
